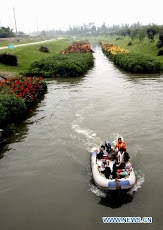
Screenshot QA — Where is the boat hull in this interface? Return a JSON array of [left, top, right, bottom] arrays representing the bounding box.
[[91, 152, 136, 191]]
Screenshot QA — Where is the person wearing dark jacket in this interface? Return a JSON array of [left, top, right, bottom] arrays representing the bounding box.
[[104, 160, 111, 179], [96, 145, 107, 160]]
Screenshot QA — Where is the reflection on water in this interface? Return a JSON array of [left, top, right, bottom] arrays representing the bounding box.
[[0, 95, 46, 158], [46, 75, 86, 87], [99, 192, 133, 208]]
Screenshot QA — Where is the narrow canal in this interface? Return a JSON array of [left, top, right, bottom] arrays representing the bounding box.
[[0, 44, 163, 230]]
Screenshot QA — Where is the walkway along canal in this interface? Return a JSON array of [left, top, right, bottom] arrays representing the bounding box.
[[0, 44, 163, 230]]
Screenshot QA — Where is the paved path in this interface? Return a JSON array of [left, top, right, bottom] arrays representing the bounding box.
[[0, 38, 60, 50]]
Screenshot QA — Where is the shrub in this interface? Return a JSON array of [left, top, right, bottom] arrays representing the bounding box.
[[158, 49, 163, 56], [127, 42, 133, 46], [0, 77, 47, 136], [0, 32, 8, 38], [156, 33, 163, 48], [112, 53, 162, 74], [39, 46, 49, 53], [0, 92, 27, 129], [25, 53, 94, 78], [0, 53, 17, 66], [146, 27, 156, 42], [115, 37, 122, 40], [156, 41, 162, 48], [0, 76, 47, 109]]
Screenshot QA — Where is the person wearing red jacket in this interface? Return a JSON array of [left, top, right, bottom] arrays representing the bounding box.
[[114, 138, 126, 152]]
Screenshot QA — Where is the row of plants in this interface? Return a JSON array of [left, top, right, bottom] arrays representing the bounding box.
[[101, 42, 129, 56], [101, 41, 162, 73], [25, 41, 94, 78], [60, 41, 93, 54], [0, 76, 47, 142]]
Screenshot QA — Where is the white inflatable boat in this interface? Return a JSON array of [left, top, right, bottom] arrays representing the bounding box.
[[91, 151, 136, 191]]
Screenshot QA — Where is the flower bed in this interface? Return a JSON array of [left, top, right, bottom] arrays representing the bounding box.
[[60, 41, 92, 54], [101, 41, 129, 56], [0, 76, 47, 108], [0, 76, 47, 140], [101, 41, 162, 73]]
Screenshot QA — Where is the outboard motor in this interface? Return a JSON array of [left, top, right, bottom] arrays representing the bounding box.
[[105, 140, 111, 153]]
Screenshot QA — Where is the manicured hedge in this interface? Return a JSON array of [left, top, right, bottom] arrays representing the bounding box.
[[25, 52, 94, 78], [0, 53, 17, 66], [0, 92, 27, 129], [112, 53, 162, 74]]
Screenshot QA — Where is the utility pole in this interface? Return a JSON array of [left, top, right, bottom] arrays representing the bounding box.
[[36, 17, 39, 36], [13, 7, 18, 36]]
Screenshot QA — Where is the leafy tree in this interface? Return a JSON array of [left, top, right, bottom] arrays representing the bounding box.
[[138, 29, 146, 42], [0, 26, 15, 38], [130, 29, 138, 40], [156, 31, 163, 48], [146, 27, 156, 42]]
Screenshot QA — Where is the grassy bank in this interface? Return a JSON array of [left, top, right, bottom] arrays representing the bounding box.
[[25, 41, 94, 78], [0, 39, 71, 73], [101, 35, 163, 65], [101, 37, 163, 74]]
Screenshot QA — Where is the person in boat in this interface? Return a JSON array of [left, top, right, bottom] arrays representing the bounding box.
[[96, 145, 108, 160], [117, 148, 125, 168], [103, 160, 111, 179], [117, 155, 132, 179], [113, 138, 126, 153], [105, 140, 115, 160], [97, 159, 105, 175], [112, 148, 125, 179]]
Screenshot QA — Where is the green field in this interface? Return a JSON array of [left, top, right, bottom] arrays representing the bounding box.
[[0, 39, 71, 73]]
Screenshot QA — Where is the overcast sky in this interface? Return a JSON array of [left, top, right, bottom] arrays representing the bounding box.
[[0, 0, 163, 33]]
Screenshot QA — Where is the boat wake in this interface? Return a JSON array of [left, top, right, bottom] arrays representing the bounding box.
[[71, 108, 102, 151], [89, 184, 107, 198]]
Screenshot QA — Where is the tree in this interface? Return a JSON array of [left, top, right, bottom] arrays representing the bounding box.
[[130, 29, 138, 40], [156, 31, 163, 48], [146, 27, 156, 42], [138, 29, 146, 42], [0, 26, 15, 38]]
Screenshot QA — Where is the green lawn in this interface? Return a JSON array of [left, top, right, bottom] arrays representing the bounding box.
[[0, 39, 71, 73]]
